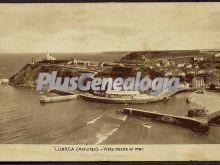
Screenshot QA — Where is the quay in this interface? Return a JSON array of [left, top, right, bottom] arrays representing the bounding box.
[[79, 88, 198, 104], [50, 89, 75, 95], [40, 94, 77, 103], [121, 108, 210, 133], [79, 93, 166, 104], [40, 88, 199, 104]]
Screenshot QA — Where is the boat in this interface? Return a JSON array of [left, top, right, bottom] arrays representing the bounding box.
[[79, 90, 171, 104]]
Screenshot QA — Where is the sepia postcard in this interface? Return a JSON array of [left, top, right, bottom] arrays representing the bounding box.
[[0, 2, 220, 161]]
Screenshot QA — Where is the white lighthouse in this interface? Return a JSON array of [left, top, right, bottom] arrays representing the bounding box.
[[46, 51, 56, 60]]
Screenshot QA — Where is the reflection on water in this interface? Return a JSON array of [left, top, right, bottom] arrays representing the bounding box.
[[0, 85, 220, 144]]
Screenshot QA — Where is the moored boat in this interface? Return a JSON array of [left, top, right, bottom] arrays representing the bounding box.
[[79, 90, 170, 104]]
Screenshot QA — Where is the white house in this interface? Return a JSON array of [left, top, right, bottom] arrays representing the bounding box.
[[192, 77, 205, 88], [185, 63, 192, 68], [179, 82, 190, 89], [177, 63, 185, 68]]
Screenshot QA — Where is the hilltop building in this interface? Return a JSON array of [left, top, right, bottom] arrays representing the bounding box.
[[214, 53, 220, 57], [46, 52, 56, 61], [193, 57, 204, 61]]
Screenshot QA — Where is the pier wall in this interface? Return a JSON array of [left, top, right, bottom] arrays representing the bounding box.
[[122, 108, 210, 133]]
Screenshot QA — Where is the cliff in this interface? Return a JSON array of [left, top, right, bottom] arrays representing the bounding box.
[[9, 63, 84, 88], [9, 64, 41, 87]]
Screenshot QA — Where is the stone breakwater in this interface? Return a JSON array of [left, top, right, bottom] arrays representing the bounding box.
[[122, 108, 210, 133]]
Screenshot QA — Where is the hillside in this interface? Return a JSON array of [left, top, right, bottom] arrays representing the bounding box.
[[9, 63, 84, 88], [120, 50, 215, 63]]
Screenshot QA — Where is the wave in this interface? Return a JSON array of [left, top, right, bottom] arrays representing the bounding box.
[[100, 112, 128, 122], [142, 123, 152, 129], [119, 115, 128, 121], [87, 115, 103, 126], [112, 124, 120, 127], [94, 128, 118, 145]]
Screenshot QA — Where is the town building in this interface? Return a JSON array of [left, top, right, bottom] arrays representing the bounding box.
[[185, 63, 192, 68], [155, 62, 161, 67], [193, 57, 204, 61], [192, 77, 205, 88], [177, 63, 185, 68], [67, 58, 77, 65], [177, 70, 186, 77], [186, 68, 196, 74], [197, 69, 206, 74], [105, 90, 140, 98], [179, 81, 190, 89], [161, 60, 170, 67], [214, 53, 220, 58], [206, 76, 220, 87]]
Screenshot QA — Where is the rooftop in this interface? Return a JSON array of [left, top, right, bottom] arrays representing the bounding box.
[[106, 90, 140, 95]]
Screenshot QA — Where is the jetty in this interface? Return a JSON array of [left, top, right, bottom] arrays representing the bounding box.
[[50, 89, 75, 95], [40, 88, 198, 104], [121, 108, 211, 133], [208, 111, 220, 126], [40, 94, 77, 103]]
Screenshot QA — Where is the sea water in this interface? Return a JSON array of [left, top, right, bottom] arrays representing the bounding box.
[[0, 54, 219, 144]]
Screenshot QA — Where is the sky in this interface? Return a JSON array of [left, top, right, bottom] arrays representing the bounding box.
[[1, 3, 220, 53]]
